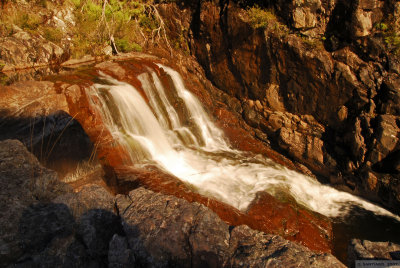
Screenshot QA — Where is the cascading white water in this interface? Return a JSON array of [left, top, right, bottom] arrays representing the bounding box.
[[88, 66, 400, 221]]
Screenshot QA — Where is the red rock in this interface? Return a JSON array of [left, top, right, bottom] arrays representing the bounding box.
[[110, 165, 333, 253]]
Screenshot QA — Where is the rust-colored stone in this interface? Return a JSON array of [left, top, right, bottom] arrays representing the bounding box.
[[109, 165, 333, 253], [246, 192, 332, 253], [29, 59, 333, 254]]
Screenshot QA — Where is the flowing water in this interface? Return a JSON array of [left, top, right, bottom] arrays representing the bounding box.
[[87, 64, 400, 261]]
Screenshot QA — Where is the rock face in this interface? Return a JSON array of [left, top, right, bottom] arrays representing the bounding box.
[[348, 239, 400, 267], [0, 139, 72, 266], [159, 0, 400, 214], [0, 140, 345, 267], [0, 25, 65, 72], [0, 80, 95, 177]]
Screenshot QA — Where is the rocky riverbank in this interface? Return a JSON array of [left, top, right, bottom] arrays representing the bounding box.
[[1, 0, 400, 266], [1, 0, 399, 215], [0, 139, 345, 267], [156, 0, 400, 215]]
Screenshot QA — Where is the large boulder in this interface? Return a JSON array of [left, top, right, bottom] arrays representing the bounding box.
[[54, 184, 115, 219], [116, 187, 345, 267], [0, 139, 72, 266]]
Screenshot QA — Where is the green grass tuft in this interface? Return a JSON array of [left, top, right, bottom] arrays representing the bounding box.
[[43, 27, 63, 44], [14, 13, 42, 31], [248, 6, 276, 29], [115, 38, 142, 53]]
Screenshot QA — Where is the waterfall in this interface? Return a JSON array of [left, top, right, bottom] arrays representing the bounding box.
[[88, 65, 399, 221]]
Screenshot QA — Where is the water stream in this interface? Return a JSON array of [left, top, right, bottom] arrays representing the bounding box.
[[87, 64, 400, 260]]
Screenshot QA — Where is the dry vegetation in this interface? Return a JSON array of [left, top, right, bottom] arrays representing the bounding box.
[[0, 0, 172, 59]]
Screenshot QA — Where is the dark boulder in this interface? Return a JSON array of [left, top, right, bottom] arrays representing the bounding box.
[[0, 139, 71, 266], [19, 203, 74, 253], [116, 187, 345, 267], [348, 239, 400, 267], [54, 184, 115, 219]]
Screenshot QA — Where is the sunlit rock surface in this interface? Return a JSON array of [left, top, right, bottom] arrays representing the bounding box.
[[160, 0, 400, 215]]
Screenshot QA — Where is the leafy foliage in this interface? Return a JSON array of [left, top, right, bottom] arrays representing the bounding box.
[[14, 13, 42, 31], [0, 0, 171, 60], [375, 22, 388, 31], [247, 5, 288, 38], [247, 6, 275, 29], [385, 34, 400, 55], [115, 38, 142, 52], [43, 27, 63, 44], [70, 0, 162, 57]]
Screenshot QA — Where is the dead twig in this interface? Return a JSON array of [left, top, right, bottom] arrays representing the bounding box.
[[144, 4, 173, 56]]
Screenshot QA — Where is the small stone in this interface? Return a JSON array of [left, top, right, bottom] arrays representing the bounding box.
[[366, 172, 378, 191], [338, 106, 348, 121], [248, 99, 254, 108], [255, 100, 263, 111], [103, 45, 113, 56]]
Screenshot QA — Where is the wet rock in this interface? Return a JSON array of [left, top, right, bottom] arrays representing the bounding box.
[[0, 139, 71, 266], [228, 225, 343, 268], [348, 239, 400, 267], [246, 191, 333, 253], [116, 187, 344, 267], [95, 61, 126, 80]]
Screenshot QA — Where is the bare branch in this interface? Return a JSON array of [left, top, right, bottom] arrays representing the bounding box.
[[144, 4, 173, 56]]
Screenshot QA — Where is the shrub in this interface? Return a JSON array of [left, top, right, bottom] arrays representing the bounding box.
[[0, 73, 9, 86], [375, 22, 388, 31], [43, 27, 63, 44], [248, 6, 276, 29], [385, 34, 400, 55], [14, 13, 42, 31], [0, 21, 14, 37], [115, 38, 142, 52]]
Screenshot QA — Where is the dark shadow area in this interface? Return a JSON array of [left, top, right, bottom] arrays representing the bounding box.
[[324, 0, 356, 52], [15, 204, 125, 268], [332, 204, 400, 265], [372, 151, 400, 174], [0, 110, 95, 178]]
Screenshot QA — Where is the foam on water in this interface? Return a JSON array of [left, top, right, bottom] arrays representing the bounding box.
[[88, 66, 400, 222]]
